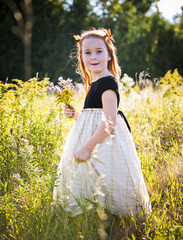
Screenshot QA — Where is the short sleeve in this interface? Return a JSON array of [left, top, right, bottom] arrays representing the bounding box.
[[98, 77, 120, 105]]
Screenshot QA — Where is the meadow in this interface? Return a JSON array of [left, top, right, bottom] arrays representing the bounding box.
[[0, 70, 183, 240]]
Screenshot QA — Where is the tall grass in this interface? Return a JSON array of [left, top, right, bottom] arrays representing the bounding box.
[[0, 70, 183, 239]]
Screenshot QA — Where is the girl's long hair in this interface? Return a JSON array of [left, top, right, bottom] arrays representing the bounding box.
[[75, 28, 121, 92]]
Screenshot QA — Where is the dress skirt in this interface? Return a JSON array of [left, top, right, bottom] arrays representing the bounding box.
[[53, 109, 151, 217]]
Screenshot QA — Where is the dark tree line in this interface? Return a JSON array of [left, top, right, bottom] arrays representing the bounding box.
[[0, 0, 183, 83]]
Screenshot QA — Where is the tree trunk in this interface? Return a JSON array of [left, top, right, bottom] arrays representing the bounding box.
[[24, 38, 32, 80], [24, 0, 32, 80], [4, 0, 33, 80]]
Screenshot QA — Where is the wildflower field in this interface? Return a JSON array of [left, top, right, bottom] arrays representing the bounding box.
[[0, 70, 183, 240]]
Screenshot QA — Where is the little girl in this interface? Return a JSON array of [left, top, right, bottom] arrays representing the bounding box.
[[53, 28, 151, 217]]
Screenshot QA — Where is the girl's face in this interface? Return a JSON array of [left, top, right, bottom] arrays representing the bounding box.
[[81, 37, 111, 81]]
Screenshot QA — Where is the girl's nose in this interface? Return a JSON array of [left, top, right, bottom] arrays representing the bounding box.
[[91, 53, 97, 59]]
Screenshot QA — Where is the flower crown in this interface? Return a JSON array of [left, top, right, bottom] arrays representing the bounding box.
[[73, 29, 115, 46]]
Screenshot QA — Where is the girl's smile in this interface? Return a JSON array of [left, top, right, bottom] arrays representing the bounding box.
[[82, 38, 111, 81]]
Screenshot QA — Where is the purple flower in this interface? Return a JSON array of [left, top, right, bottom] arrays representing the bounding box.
[[55, 86, 62, 94], [66, 78, 72, 84], [12, 173, 20, 179], [49, 86, 55, 92], [50, 82, 54, 87], [58, 76, 63, 82], [21, 138, 28, 143], [58, 76, 73, 87]]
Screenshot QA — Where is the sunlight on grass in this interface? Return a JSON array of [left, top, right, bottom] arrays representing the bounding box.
[[0, 70, 183, 239]]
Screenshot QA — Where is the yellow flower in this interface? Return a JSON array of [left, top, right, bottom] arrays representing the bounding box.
[[56, 88, 74, 106], [160, 69, 183, 98], [133, 84, 140, 93]]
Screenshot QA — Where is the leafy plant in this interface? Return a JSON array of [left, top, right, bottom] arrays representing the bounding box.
[[0, 70, 183, 239]]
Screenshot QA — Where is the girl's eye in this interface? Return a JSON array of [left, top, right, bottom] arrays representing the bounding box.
[[85, 52, 90, 55], [97, 50, 102, 53]]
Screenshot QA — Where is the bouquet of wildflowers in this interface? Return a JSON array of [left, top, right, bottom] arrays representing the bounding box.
[[49, 77, 74, 107]]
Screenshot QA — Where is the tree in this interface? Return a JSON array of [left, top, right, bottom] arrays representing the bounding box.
[[0, 0, 182, 82], [3, 0, 33, 80]]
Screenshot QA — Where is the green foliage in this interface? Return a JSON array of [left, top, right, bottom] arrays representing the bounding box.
[[116, 12, 183, 79], [0, 0, 183, 81], [0, 76, 69, 191], [0, 70, 183, 239]]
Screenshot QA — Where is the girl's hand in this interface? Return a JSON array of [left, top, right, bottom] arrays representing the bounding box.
[[73, 147, 90, 163], [64, 105, 75, 118]]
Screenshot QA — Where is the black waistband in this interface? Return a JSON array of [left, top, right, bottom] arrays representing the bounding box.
[[118, 110, 131, 133]]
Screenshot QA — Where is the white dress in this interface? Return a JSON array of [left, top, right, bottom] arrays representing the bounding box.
[[53, 76, 151, 217], [53, 108, 151, 217]]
